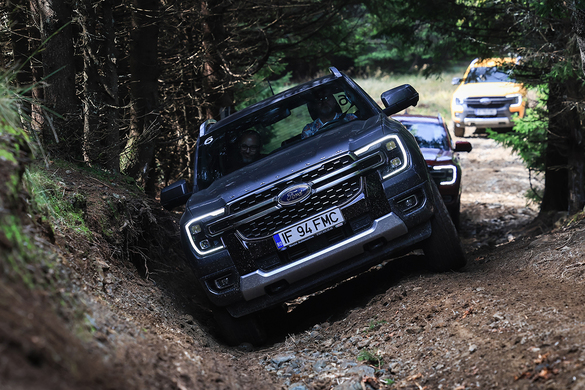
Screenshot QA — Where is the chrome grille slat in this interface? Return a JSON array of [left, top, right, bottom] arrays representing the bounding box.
[[466, 96, 515, 109]]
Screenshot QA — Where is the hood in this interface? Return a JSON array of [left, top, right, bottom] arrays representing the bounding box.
[[454, 81, 525, 99], [185, 114, 401, 214], [420, 148, 453, 163]]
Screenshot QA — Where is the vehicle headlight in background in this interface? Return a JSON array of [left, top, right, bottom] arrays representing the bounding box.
[[452, 96, 464, 111], [185, 208, 225, 256], [507, 93, 523, 108], [354, 135, 408, 179], [430, 165, 457, 185]]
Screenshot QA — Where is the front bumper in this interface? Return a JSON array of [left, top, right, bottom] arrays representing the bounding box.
[[240, 211, 408, 301], [463, 116, 511, 128]]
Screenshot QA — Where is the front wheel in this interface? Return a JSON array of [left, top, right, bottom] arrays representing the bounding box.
[[448, 200, 461, 231], [213, 307, 267, 346], [422, 181, 466, 271], [453, 125, 465, 137]]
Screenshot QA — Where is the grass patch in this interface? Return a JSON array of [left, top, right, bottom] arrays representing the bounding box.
[[23, 164, 91, 237], [355, 65, 467, 121], [357, 348, 385, 369]]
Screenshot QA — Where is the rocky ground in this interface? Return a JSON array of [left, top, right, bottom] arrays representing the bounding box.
[[2, 134, 585, 390]]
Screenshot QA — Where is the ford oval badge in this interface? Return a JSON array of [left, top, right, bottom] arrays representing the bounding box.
[[278, 184, 311, 206]]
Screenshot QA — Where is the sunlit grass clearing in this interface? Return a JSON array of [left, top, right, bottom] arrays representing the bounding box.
[[355, 67, 467, 122]]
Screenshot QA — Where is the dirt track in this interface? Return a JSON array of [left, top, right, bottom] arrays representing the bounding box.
[[3, 135, 585, 390]]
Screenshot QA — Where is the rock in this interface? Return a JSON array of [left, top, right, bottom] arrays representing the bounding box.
[[357, 338, 370, 348], [272, 354, 295, 367], [388, 361, 402, 373], [493, 312, 505, 321], [348, 365, 376, 377], [340, 360, 358, 369], [334, 379, 363, 390], [313, 359, 327, 372], [289, 382, 310, 390]]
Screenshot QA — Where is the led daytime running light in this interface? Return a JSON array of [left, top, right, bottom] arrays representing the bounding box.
[[433, 165, 457, 185], [185, 208, 225, 256]]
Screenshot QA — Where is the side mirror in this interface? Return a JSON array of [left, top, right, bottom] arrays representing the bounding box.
[[160, 179, 192, 210], [381, 84, 419, 116], [452, 77, 462, 85], [454, 141, 472, 152]]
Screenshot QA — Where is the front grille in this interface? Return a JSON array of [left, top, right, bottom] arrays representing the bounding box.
[[429, 169, 450, 184], [229, 155, 355, 214], [239, 177, 362, 239], [208, 153, 384, 238], [466, 96, 514, 110]]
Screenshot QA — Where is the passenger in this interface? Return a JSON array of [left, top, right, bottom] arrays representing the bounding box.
[[236, 130, 263, 166], [302, 90, 357, 139]]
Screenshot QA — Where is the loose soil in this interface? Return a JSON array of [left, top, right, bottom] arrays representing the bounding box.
[[2, 134, 585, 390]]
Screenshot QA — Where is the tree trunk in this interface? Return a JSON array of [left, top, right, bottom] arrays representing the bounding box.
[[569, 1, 585, 214], [201, 0, 234, 119], [33, 0, 81, 158], [574, 1, 585, 75], [80, 0, 120, 172], [26, 1, 45, 142], [123, 0, 160, 193], [539, 82, 569, 217], [7, 1, 32, 130], [564, 77, 585, 215]]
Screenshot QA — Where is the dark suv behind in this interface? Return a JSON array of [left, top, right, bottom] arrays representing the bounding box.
[[161, 68, 466, 345]]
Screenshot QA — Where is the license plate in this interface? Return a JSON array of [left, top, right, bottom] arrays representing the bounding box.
[[475, 108, 497, 116], [273, 208, 345, 250]]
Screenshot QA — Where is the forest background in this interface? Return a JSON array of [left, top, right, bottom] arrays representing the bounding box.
[[2, 0, 585, 222]]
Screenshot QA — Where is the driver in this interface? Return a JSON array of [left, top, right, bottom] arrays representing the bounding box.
[[301, 90, 357, 139]]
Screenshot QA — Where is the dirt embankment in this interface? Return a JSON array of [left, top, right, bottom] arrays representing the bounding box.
[[2, 135, 585, 390]]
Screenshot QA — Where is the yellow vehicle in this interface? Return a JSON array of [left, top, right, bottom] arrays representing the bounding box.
[[450, 58, 526, 137]]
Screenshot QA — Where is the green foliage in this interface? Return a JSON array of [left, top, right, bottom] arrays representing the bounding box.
[[0, 67, 47, 161], [487, 85, 548, 204], [356, 0, 510, 74], [357, 349, 384, 368], [1, 215, 38, 288], [487, 86, 548, 173], [23, 165, 91, 237], [234, 64, 291, 110]]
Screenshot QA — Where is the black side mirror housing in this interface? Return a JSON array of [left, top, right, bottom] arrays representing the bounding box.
[[381, 84, 419, 116], [454, 141, 472, 153], [160, 179, 192, 210]]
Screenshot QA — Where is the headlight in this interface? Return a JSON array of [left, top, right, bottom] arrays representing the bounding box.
[[431, 165, 457, 185], [184, 208, 225, 256], [452, 96, 464, 110], [354, 135, 408, 179], [507, 93, 523, 108]]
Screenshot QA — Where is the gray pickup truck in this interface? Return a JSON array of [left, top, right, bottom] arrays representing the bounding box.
[[161, 67, 466, 345]]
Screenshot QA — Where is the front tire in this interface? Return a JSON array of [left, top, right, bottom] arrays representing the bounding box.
[[448, 200, 461, 231], [453, 125, 465, 137], [213, 307, 267, 346], [422, 181, 466, 271]]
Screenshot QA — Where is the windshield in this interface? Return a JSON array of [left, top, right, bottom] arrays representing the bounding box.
[[465, 66, 514, 83], [402, 122, 449, 150], [196, 79, 377, 190]]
